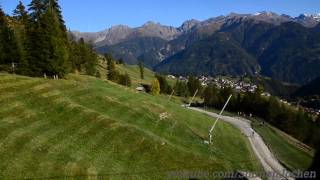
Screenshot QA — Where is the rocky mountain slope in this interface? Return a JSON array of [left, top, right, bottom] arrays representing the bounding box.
[[71, 12, 320, 84]]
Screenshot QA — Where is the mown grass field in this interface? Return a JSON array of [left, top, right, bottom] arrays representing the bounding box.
[[96, 58, 157, 88], [0, 73, 263, 179], [204, 106, 314, 172], [252, 120, 314, 171]]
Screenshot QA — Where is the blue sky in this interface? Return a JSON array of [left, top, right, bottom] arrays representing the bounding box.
[[1, 0, 320, 32]]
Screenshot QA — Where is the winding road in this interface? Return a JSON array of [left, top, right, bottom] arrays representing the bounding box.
[[189, 107, 294, 180]]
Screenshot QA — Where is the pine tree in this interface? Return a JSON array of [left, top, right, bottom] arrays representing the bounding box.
[[155, 74, 171, 94], [106, 54, 118, 81], [174, 80, 189, 97], [69, 38, 97, 75], [46, 0, 66, 31], [28, 0, 46, 22], [139, 61, 144, 79], [27, 0, 51, 75], [119, 73, 131, 87], [187, 76, 201, 96], [13, 1, 29, 22], [151, 78, 160, 96], [124, 73, 131, 87], [27, 0, 70, 77], [0, 7, 21, 72], [12, 1, 30, 74]]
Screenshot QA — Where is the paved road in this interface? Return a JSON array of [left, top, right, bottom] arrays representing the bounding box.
[[189, 107, 294, 180]]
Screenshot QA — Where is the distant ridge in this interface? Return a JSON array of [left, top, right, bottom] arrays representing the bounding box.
[[70, 12, 320, 84]]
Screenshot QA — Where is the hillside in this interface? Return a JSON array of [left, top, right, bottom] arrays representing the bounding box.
[[252, 120, 314, 171], [156, 21, 320, 84], [96, 58, 156, 87], [155, 32, 260, 76], [292, 77, 320, 109], [0, 74, 263, 179], [96, 36, 167, 68], [251, 76, 300, 97], [73, 12, 320, 84], [293, 77, 320, 97]]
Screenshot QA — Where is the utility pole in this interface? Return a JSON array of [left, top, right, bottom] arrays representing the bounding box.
[[188, 89, 198, 107], [209, 94, 232, 144]]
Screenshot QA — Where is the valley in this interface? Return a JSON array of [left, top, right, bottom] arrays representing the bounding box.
[[73, 12, 320, 85]]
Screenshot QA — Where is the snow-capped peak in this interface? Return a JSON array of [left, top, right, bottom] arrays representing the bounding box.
[[253, 12, 261, 16], [252, 11, 277, 17], [301, 13, 320, 20]]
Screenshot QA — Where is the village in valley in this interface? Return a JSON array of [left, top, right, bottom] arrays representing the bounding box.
[[167, 74, 261, 93], [166, 74, 320, 116]]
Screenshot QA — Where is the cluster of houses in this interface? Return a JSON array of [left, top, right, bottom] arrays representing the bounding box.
[[167, 75, 261, 93], [303, 107, 320, 116], [167, 74, 319, 116]]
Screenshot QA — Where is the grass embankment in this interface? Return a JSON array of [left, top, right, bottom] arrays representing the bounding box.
[[202, 106, 314, 171], [0, 73, 263, 179], [96, 58, 156, 87], [252, 120, 314, 171]]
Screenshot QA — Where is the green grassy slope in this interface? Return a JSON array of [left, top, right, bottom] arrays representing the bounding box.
[[116, 64, 155, 86], [0, 73, 263, 179], [252, 120, 314, 171], [96, 58, 156, 88]]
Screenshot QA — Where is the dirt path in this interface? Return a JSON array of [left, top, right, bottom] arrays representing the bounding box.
[[189, 107, 294, 180]]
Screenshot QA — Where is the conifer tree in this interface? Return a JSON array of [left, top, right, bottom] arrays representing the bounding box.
[[139, 61, 144, 79], [187, 76, 201, 96], [28, 0, 46, 21], [46, 0, 66, 31], [106, 54, 118, 81], [151, 78, 160, 96], [12, 1, 30, 74], [0, 7, 21, 72], [69, 38, 97, 75], [27, 0, 69, 77], [119, 73, 131, 87], [13, 1, 29, 22]]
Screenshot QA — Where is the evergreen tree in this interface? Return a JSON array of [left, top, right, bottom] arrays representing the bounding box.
[[12, 1, 30, 74], [69, 38, 84, 73], [0, 7, 21, 72], [124, 73, 131, 87], [69, 38, 97, 75], [13, 1, 29, 22], [174, 80, 189, 97], [104, 53, 120, 82], [187, 76, 201, 96], [46, 0, 66, 31], [106, 54, 118, 81], [27, 0, 69, 77], [28, 0, 46, 21], [151, 78, 160, 96], [84, 50, 97, 76], [155, 74, 172, 94], [119, 73, 131, 87], [41, 6, 69, 76], [139, 61, 144, 79]]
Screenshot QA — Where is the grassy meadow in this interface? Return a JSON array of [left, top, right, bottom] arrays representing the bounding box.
[[252, 120, 314, 171], [0, 73, 263, 179]]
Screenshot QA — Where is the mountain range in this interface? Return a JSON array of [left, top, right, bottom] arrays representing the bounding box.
[[71, 12, 320, 84]]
